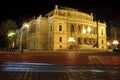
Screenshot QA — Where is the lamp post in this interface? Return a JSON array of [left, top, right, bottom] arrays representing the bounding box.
[[20, 23, 29, 53], [20, 30, 23, 53]]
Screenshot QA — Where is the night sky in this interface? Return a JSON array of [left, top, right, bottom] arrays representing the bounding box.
[[0, 0, 120, 26]]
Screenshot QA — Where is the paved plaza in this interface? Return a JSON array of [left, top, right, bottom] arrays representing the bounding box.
[[0, 51, 120, 80]]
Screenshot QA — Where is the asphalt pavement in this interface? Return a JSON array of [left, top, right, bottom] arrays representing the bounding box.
[[0, 51, 120, 80]]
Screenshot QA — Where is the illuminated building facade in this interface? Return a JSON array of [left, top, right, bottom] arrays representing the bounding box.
[[21, 5, 107, 51]]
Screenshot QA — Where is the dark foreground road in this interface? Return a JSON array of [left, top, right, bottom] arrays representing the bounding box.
[[0, 51, 120, 80]]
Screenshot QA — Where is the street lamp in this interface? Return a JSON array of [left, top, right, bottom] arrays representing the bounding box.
[[112, 40, 119, 49], [87, 26, 91, 33], [8, 32, 15, 37], [82, 29, 86, 34], [8, 31, 16, 52], [68, 37, 75, 43], [82, 26, 91, 34], [112, 30, 119, 49], [20, 23, 29, 53]]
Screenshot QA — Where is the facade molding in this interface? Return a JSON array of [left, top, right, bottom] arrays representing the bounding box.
[[20, 5, 107, 51]]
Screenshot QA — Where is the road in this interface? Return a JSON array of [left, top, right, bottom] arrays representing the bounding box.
[[0, 51, 120, 80]]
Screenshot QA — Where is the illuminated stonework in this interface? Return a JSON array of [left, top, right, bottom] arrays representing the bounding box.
[[22, 5, 107, 50]]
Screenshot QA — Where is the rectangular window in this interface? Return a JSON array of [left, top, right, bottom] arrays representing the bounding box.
[[71, 25, 75, 32], [50, 37, 52, 42], [59, 25, 62, 31], [84, 38, 86, 44], [78, 25, 80, 32], [60, 45, 62, 48], [59, 37, 62, 42], [102, 40, 104, 44], [78, 37, 80, 44], [101, 31, 103, 35], [50, 26, 52, 31]]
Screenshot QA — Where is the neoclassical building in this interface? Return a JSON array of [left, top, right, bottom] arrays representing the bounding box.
[[21, 5, 107, 51]]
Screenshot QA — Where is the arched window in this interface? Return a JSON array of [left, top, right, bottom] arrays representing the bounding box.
[[60, 45, 62, 48], [101, 30, 103, 35], [102, 40, 104, 44], [70, 24, 75, 32], [78, 25, 80, 32], [50, 26, 52, 31], [59, 37, 62, 42], [78, 37, 80, 44], [84, 38, 86, 44], [50, 37, 52, 42]]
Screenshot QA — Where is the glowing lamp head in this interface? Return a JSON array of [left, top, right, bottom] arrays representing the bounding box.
[[22, 23, 29, 29], [87, 26, 91, 32], [8, 32, 15, 37], [68, 37, 75, 43], [82, 29, 86, 34], [112, 40, 119, 45]]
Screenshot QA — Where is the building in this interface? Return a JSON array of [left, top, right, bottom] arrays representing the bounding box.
[[20, 5, 107, 51]]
